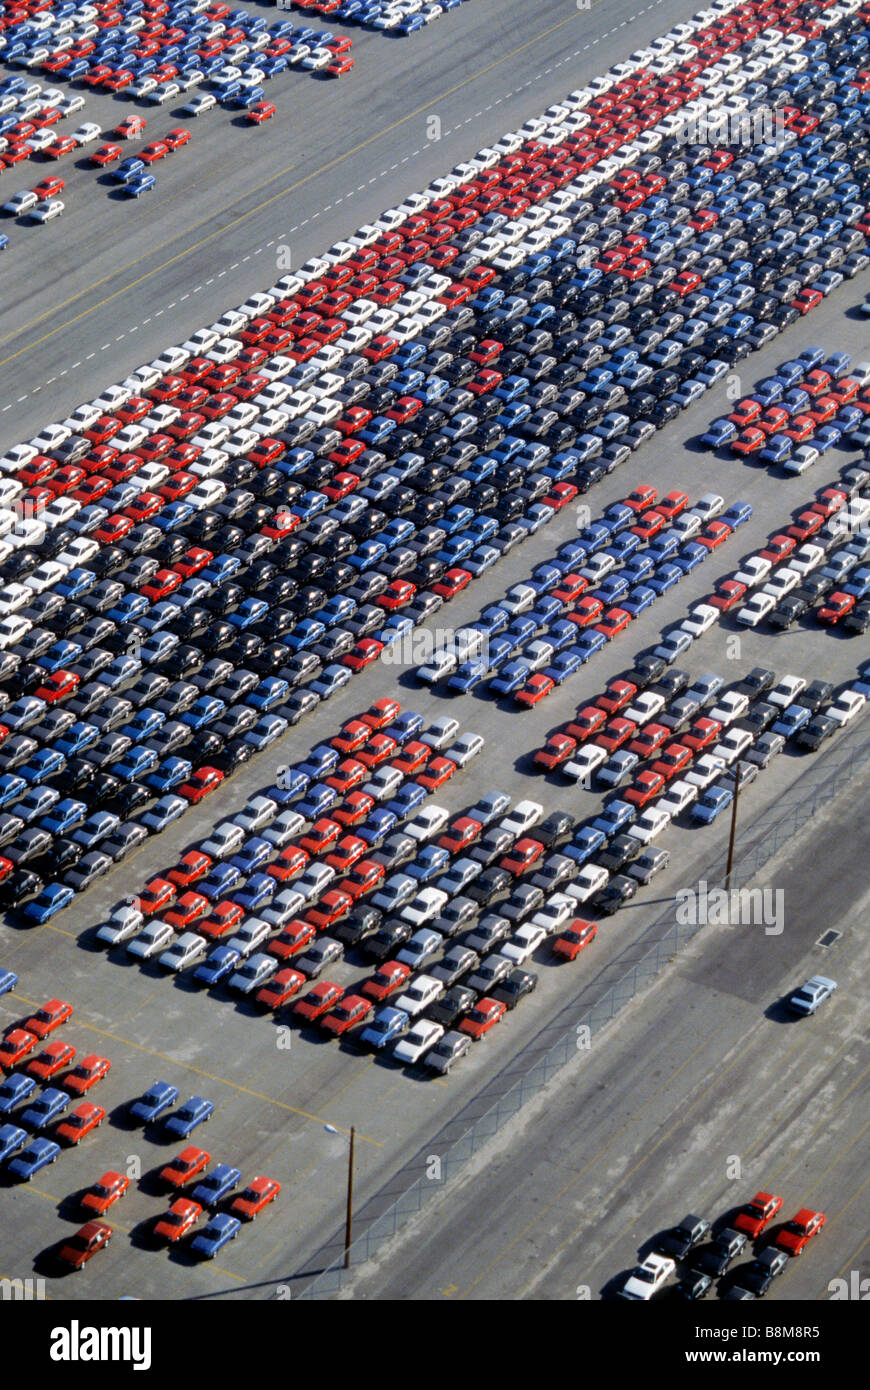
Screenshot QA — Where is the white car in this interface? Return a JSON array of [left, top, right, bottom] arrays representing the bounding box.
[[446, 732, 484, 766], [400, 888, 449, 928], [619, 1254, 676, 1300], [733, 555, 772, 588], [685, 754, 727, 789], [768, 675, 807, 709], [158, 932, 207, 971], [627, 807, 670, 843], [96, 905, 144, 946], [421, 715, 460, 749], [228, 952, 277, 994], [261, 809, 305, 848], [563, 744, 608, 782], [199, 822, 245, 860], [30, 199, 64, 223], [405, 806, 450, 842], [789, 543, 824, 576], [232, 796, 278, 835], [623, 692, 666, 726], [3, 190, 38, 216], [393, 974, 444, 1015], [657, 779, 698, 818], [680, 604, 719, 639], [762, 567, 802, 601], [72, 121, 101, 145], [499, 800, 544, 836], [126, 920, 175, 959], [713, 728, 754, 765], [708, 692, 750, 727], [736, 592, 776, 627], [827, 690, 865, 726], [565, 864, 609, 904], [501, 923, 547, 964], [393, 1019, 444, 1064], [529, 894, 574, 936]]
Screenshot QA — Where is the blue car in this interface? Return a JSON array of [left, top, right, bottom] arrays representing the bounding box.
[[385, 782, 428, 819], [23, 884, 74, 923], [407, 845, 450, 882], [722, 501, 752, 529], [295, 784, 339, 821], [229, 837, 272, 877], [191, 1212, 241, 1259], [564, 826, 606, 865], [125, 173, 157, 197], [355, 808, 397, 847], [647, 563, 682, 595], [701, 418, 737, 447], [772, 704, 812, 739], [573, 631, 607, 662], [360, 1005, 410, 1050], [692, 786, 733, 823], [21, 1088, 70, 1130], [232, 874, 275, 912], [759, 433, 793, 464], [129, 1079, 179, 1125], [0, 1124, 27, 1163], [383, 711, 424, 745], [592, 799, 636, 839], [489, 660, 530, 695], [7, 1137, 60, 1180], [39, 798, 87, 836], [194, 946, 241, 988], [674, 542, 708, 575], [0, 1073, 35, 1113], [623, 584, 657, 616], [165, 1095, 215, 1138], [0, 968, 17, 999]]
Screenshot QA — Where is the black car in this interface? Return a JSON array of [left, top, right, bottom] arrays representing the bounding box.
[[738, 1248, 789, 1297], [692, 1228, 748, 1279], [655, 1215, 711, 1260], [425, 984, 476, 1029], [466, 865, 511, 907], [491, 968, 537, 1011], [594, 873, 637, 915], [533, 811, 574, 848]]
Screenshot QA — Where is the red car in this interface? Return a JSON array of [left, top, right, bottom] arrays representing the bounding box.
[[437, 816, 482, 854], [338, 858, 384, 901], [630, 508, 667, 540], [27, 1041, 76, 1081], [651, 743, 692, 782], [179, 766, 224, 803], [137, 877, 176, 917], [267, 921, 316, 961], [113, 115, 146, 138], [683, 717, 722, 752], [255, 967, 306, 1010], [324, 834, 367, 873], [35, 671, 80, 705], [23, 999, 73, 1040], [57, 1220, 113, 1269], [56, 1102, 106, 1145], [199, 902, 244, 941], [305, 890, 353, 930], [566, 705, 608, 743], [33, 176, 65, 200], [362, 961, 412, 1002], [266, 846, 309, 884], [160, 1146, 210, 1189], [333, 793, 375, 828], [817, 591, 855, 624], [515, 674, 556, 706], [710, 578, 747, 613], [569, 596, 605, 628], [361, 698, 400, 730], [417, 756, 457, 791], [343, 638, 384, 672], [82, 1171, 130, 1215], [297, 819, 342, 857], [64, 1054, 111, 1095], [697, 520, 732, 550], [623, 484, 658, 512], [231, 1175, 281, 1219], [0, 1029, 38, 1070], [90, 142, 123, 165], [168, 851, 212, 887], [376, 579, 416, 610], [594, 606, 632, 640], [140, 140, 170, 164], [293, 980, 344, 1022], [320, 994, 373, 1036], [533, 734, 577, 770], [155, 1197, 203, 1243], [432, 567, 471, 599], [390, 741, 430, 776], [164, 127, 191, 150], [595, 679, 637, 714], [734, 1191, 783, 1238], [774, 1208, 825, 1256], [551, 572, 588, 604], [164, 891, 209, 930], [625, 770, 666, 807], [597, 716, 637, 752], [500, 837, 545, 877], [552, 919, 597, 961], [459, 997, 507, 1039], [628, 722, 669, 758], [656, 490, 689, 520]]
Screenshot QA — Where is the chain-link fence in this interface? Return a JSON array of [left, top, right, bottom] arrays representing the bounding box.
[[292, 719, 869, 1299]]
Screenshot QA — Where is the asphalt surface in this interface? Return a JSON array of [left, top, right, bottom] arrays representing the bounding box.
[[345, 776, 870, 1302], [0, 0, 687, 445], [0, 0, 868, 1303]]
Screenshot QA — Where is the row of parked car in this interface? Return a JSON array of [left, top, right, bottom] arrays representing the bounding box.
[[620, 1191, 826, 1299]]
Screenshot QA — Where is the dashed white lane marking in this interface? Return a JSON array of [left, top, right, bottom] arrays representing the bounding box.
[[12, 0, 675, 411]]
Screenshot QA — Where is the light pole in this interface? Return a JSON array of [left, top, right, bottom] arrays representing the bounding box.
[[725, 762, 743, 891], [324, 1124, 355, 1268]]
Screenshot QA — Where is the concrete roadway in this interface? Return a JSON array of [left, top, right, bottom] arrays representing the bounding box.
[[0, 281, 867, 1299], [345, 778, 870, 1303], [2, 0, 690, 446]]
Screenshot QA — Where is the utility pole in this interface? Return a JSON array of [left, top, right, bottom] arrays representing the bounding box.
[[725, 764, 742, 891], [344, 1126, 355, 1269]]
